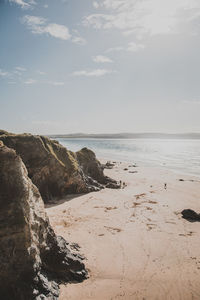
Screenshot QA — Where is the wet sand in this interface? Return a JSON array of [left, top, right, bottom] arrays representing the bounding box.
[[46, 161, 200, 300]]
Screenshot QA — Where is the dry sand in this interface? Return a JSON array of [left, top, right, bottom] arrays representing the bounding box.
[[46, 161, 200, 300]]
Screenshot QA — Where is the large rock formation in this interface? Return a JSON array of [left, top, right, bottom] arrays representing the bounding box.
[[0, 143, 88, 300], [76, 147, 106, 183], [0, 132, 117, 202]]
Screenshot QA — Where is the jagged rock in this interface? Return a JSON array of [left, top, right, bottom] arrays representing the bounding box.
[[128, 164, 137, 168], [0, 129, 11, 136], [103, 161, 115, 169], [76, 147, 116, 185], [106, 182, 121, 189], [181, 209, 200, 222], [76, 147, 105, 183], [0, 144, 88, 300], [0, 133, 111, 202]]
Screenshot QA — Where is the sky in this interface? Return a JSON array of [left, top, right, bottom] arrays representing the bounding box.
[[1, 0, 200, 134]]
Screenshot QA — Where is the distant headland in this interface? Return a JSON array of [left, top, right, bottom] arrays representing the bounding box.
[[48, 132, 200, 139]]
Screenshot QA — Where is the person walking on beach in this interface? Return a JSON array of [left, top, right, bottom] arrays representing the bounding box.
[[164, 183, 167, 190]]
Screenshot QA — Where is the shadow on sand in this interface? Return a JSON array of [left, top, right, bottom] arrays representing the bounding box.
[[45, 193, 86, 208], [181, 209, 200, 223]]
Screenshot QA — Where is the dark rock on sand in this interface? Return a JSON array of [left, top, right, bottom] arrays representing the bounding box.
[[128, 164, 137, 168], [181, 209, 200, 222], [103, 161, 115, 169], [76, 147, 105, 183], [0, 133, 113, 202], [106, 182, 121, 189], [76, 147, 116, 186], [0, 143, 87, 300], [0, 129, 11, 135]]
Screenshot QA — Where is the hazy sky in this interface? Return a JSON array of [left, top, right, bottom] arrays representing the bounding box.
[[1, 0, 200, 134]]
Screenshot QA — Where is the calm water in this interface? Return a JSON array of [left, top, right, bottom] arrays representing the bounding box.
[[56, 138, 200, 177]]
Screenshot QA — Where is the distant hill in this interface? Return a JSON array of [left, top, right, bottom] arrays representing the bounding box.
[[49, 133, 200, 139]]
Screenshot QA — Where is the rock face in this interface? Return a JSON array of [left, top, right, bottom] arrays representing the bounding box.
[[0, 133, 115, 202], [77, 148, 120, 188], [0, 143, 88, 300], [76, 147, 106, 183]]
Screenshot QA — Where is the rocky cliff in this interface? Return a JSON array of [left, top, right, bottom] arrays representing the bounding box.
[[0, 132, 118, 202], [0, 143, 87, 300]]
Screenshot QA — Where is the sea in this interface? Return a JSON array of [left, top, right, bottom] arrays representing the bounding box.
[[56, 138, 200, 177]]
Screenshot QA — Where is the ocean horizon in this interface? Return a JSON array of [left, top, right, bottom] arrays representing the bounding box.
[[57, 138, 200, 178]]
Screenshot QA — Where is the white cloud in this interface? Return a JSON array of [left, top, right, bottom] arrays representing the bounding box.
[[22, 15, 86, 43], [44, 4, 48, 8], [0, 69, 9, 77], [9, 0, 36, 9], [84, 0, 200, 38], [45, 23, 71, 40], [1, 67, 27, 80], [105, 46, 124, 53], [13, 70, 22, 76], [93, 55, 113, 63], [127, 42, 145, 52], [28, 0, 36, 4], [15, 66, 26, 71], [37, 70, 46, 75], [72, 69, 115, 77], [24, 78, 36, 84], [93, 1, 99, 9], [83, 14, 114, 30], [22, 15, 46, 28], [9, 0, 30, 8], [72, 36, 87, 45], [22, 15, 71, 40], [105, 43, 144, 53], [72, 30, 87, 45]]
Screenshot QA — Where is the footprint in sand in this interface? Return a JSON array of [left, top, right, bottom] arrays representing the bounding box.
[[134, 193, 146, 200], [165, 221, 176, 224], [104, 206, 118, 212], [129, 212, 136, 222], [179, 231, 194, 237], [145, 206, 153, 211], [146, 223, 157, 231], [98, 233, 105, 237], [132, 202, 142, 208], [104, 226, 122, 234], [93, 206, 118, 212], [148, 200, 157, 204]]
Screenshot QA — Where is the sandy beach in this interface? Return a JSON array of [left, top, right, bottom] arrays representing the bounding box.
[[46, 160, 200, 300]]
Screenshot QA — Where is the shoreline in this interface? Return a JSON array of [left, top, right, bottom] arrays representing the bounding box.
[[46, 160, 200, 300], [56, 138, 200, 179], [100, 157, 200, 180]]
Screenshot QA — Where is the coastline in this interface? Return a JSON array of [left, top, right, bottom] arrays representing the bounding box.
[[46, 160, 200, 300], [56, 138, 200, 179]]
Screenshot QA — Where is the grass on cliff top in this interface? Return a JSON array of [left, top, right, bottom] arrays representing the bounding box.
[[42, 137, 80, 173]]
